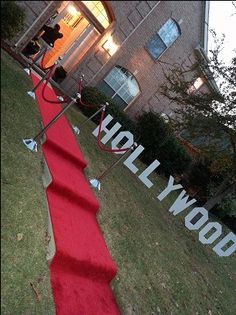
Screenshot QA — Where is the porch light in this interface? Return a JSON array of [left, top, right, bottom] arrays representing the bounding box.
[[103, 37, 119, 56], [67, 5, 78, 16]]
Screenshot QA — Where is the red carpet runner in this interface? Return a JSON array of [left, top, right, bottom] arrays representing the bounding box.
[[31, 74, 120, 315]]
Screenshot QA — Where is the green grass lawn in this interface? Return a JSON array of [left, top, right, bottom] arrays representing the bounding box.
[[1, 49, 236, 315], [1, 50, 55, 315]]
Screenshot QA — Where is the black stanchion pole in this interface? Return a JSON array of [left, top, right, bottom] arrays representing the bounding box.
[[23, 98, 77, 152]]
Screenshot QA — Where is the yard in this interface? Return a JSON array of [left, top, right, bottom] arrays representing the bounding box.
[[1, 49, 236, 315]]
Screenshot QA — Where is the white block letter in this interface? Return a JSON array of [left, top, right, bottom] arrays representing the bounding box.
[[92, 114, 122, 144], [138, 160, 160, 188], [213, 232, 236, 257], [169, 190, 196, 216], [185, 207, 209, 230], [111, 131, 134, 155], [157, 176, 182, 201], [199, 222, 222, 244], [123, 145, 145, 174]]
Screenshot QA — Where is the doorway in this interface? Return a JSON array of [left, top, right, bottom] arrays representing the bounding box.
[[42, 1, 99, 72]]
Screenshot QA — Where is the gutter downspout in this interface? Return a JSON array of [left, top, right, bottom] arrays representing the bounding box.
[[88, 1, 161, 85], [201, 0, 210, 53]]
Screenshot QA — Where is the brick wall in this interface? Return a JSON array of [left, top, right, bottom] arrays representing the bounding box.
[[60, 1, 205, 119], [11, 1, 62, 51], [12, 0, 206, 119]]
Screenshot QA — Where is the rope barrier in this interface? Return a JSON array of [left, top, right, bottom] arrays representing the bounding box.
[[76, 76, 100, 109], [73, 75, 130, 153], [41, 63, 69, 105], [96, 108, 131, 153]]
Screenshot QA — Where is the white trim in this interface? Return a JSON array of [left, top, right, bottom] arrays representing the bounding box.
[[203, 1, 210, 52]]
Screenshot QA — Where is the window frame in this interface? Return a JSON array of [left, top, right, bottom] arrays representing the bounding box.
[[187, 77, 205, 95], [100, 65, 141, 110], [145, 18, 181, 60], [76, 1, 115, 33]]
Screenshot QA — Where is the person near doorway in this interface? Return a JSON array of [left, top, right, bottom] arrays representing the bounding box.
[[41, 24, 63, 47], [27, 24, 63, 65]]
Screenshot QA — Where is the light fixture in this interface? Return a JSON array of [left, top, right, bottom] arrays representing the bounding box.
[[103, 37, 119, 56], [67, 5, 78, 16]]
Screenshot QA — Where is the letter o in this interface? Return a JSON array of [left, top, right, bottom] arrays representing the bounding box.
[[185, 207, 209, 230], [213, 232, 236, 257], [111, 131, 134, 154], [199, 222, 222, 244]]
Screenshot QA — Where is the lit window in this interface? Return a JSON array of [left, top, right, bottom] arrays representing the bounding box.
[[97, 66, 140, 110], [82, 1, 110, 29], [193, 77, 204, 90], [187, 77, 205, 94], [146, 19, 181, 59], [63, 6, 82, 29], [103, 37, 119, 56]]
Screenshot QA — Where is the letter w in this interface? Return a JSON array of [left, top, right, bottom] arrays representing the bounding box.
[[169, 190, 197, 216]]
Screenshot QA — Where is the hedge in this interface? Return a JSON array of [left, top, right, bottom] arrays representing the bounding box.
[[136, 111, 192, 176], [79, 86, 137, 136], [1, 1, 25, 40]]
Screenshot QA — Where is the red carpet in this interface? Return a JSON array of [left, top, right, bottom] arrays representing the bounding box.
[[31, 74, 120, 315]]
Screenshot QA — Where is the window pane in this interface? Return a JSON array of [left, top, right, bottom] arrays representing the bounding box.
[[82, 0, 110, 29], [113, 95, 128, 110], [118, 87, 131, 103], [127, 77, 140, 97], [97, 81, 115, 98], [105, 69, 124, 88], [159, 19, 180, 47], [146, 34, 167, 59], [98, 66, 140, 109]]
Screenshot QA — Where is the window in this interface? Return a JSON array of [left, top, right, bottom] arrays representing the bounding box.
[[187, 77, 205, 94], [97, 66, 140, 110], [146, 19, 181, 59], [82, 1, 110, 29], [63, 5, 83, 29]]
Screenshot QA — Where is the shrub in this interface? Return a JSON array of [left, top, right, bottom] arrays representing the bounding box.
[[207, 183, 236, 218], [136, 111, 192, 175], [1, 1, 25, 40], [187, 157, 211, 194], [79, 86, 137, 136], [159, 138, 192, 175]]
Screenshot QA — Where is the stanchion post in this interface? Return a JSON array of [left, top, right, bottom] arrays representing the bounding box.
[[72, 102, 109, 135], [23, 97, 77, 152], [26, 68, 51, 99], [90, 143, 138, 190], [26, 58, 60, 99], [20, 52, 74, 102], [24, 45, 54, 75], [32, 68, 50, 92]]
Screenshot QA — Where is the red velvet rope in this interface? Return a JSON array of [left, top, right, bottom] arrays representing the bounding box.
[[97, 109, 131, 153], [41, 65, 69, 104], [76, 77, 100, 109]]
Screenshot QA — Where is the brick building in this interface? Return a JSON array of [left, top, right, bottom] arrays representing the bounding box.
[[12, 1, 211, 119]]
